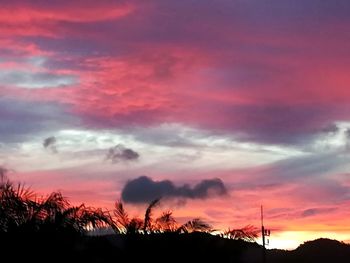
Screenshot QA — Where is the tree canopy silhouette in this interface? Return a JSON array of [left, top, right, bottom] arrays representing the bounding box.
[[0, 180, 111, 234]]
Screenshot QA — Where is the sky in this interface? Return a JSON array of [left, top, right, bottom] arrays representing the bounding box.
[[1, 0, 350, 249]]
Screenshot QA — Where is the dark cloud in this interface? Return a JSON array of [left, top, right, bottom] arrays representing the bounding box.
[[106, 144, 139, 163], [43, 136, 57, 153], [43, 136, 56, 148], [121, 176, 227, 203], [322, 124, 339, 134]]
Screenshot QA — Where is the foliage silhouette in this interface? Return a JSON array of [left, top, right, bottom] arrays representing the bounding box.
[[154, 210, 177, 232], [112, 199, 215, 235], [1, 179, 349, 262], [222, 225, 260, 242], [143, 198, 160, 232], [1, 174, 259, 242], [178, 218, 213, 233], [0, 180, 111, 234], [111, 198, 262, 244]]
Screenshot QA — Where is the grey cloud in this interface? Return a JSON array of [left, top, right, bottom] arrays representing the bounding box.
[[0, 98, 75, 143], [43, 136, 58, 153], [260, 152, 349, 181], [0, 70, 76, 89], [335, 129, 350, 152], [322, 124, 339, 134], [121, 176, 227, 203], [132, 127, 197, 148], [239, 151, 350, 205], [106, 144, 139, 163], [43, 136, 56, 148], [345, 129, 350, 139]]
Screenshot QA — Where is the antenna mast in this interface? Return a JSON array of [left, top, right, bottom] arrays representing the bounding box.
[[261, 205, 270, 263]]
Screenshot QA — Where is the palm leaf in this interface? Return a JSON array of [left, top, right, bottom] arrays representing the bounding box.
[[113, 200, 130, 233], [178, 218, 212, 233], [127, 217, 143, 234], [143, 198, 160, 233], [224, 225, 259, 242], [155, 210, 177, 232]]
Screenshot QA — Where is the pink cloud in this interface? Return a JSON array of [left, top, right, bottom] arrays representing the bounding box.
[[1, 0, 349, 145]]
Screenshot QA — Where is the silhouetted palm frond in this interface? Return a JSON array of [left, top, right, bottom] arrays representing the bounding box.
[[80, 206, 113, 230], [223, 225, 259, 242], [113, 200, 130, 233], [178, 218, 212, 233], [155, 210, 177, 232], [59, 205, 112, 232], [31, 192, 69, 223], [143, 198, 160, 232], [0, 181, 113, 234], [0, 182, 35, 232], [1, 181, 35, 201], [127, 217, 143, 234]]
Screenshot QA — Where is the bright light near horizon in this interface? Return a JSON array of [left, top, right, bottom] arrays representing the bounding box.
[[263, 230, 350, 250]]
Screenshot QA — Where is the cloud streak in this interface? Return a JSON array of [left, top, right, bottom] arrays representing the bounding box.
[[301, 207, 338, 218]]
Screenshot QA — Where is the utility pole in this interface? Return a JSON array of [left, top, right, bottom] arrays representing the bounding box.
[[261, 205, 267, 263]]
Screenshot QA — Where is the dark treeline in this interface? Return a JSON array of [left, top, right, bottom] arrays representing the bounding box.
[[1, 180, 349, 263]]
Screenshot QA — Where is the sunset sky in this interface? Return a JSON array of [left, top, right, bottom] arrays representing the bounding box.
[[1, 0, 350, 249]]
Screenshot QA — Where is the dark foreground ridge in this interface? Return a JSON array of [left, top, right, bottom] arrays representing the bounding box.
[[2, 233, 349, 263]]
